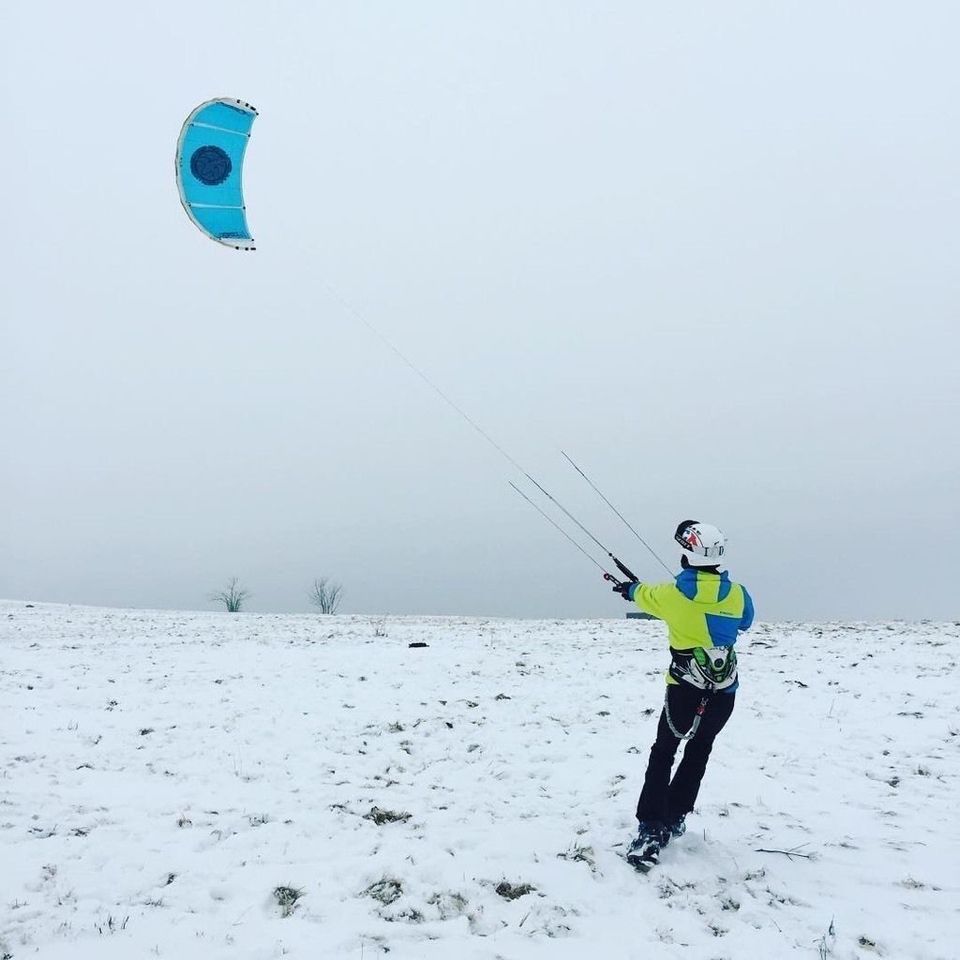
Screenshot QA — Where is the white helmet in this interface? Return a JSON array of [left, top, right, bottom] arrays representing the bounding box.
[[674, 520, 726, 568]]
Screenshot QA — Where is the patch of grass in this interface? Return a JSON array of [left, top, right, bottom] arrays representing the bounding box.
[[95, 915, 129, 935], [557, 842, 596, 870], [363, 878, 403, 905], [273, 885, 304, 917], [363, 805, 411, 825], [427, 891, 468, 919], [816, 916, 836, 959], [495, 881, 535, 900], [386, 907, 424, 923]]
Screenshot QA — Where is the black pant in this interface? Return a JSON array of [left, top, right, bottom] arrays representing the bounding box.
[[636, 682, 735, 824]]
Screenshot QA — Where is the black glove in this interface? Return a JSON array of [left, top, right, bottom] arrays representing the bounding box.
[[612, 580, 639, 601]]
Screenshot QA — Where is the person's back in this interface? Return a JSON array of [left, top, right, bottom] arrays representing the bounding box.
[[633, 564, 753, 691]]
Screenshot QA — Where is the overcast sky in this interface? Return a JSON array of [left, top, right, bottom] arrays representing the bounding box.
[[2, 2, 958, 621]]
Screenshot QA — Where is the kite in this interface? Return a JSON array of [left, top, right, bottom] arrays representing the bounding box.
[[176, 98, 257, 250]]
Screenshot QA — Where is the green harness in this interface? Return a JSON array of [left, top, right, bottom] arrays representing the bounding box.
[[663, 648, 737, 740], [693, 646, 737, 685], [669, 645, 738, 691]]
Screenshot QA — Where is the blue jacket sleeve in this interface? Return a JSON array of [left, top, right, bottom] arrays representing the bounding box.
[[739, 587, 755, 632]]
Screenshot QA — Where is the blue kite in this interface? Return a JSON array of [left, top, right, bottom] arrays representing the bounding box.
[[176, 98, 258, 250]]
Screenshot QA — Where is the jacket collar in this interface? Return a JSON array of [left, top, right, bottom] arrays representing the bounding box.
[[675, 568, 728, 586]]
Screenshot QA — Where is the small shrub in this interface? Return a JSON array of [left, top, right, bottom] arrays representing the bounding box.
[[210, 577, 249, 613], [273, 885, 303, 918], [309, 577, 343, 615]]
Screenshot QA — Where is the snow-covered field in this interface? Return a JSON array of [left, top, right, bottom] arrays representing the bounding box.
[[1, 601, 957, 959]]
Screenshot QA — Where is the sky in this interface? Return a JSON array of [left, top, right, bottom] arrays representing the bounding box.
[[2, 1, 958, 621]]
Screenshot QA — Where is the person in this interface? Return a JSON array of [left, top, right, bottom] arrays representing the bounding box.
[[612, 520, 754, 870]]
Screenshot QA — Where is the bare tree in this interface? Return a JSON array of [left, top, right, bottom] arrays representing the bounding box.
[[309, 577, 343, 615], [210, 577, 249, 613]]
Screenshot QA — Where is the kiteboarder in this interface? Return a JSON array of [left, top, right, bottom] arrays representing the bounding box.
[[613, 520, 754, 871]]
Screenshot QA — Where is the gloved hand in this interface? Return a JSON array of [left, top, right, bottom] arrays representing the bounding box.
[[612, 580, 639, 602]]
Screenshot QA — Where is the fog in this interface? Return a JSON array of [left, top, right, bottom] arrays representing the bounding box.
[[3, 2, 958, 620]]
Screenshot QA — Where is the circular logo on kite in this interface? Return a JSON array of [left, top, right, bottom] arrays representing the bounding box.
[[190, 145, 232, 186]]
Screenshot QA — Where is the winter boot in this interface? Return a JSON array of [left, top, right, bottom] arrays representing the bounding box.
[[666, 815, 686, 840], [626, 820, 668, 871]]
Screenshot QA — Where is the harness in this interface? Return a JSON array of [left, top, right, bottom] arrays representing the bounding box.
[[669, 645, 738, 691], [663, 646, 737, 740]]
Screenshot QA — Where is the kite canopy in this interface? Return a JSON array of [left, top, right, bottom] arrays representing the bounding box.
[[176, 98, 257, 250]]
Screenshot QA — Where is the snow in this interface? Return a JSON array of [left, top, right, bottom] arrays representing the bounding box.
[[2, 601, 958, 959]]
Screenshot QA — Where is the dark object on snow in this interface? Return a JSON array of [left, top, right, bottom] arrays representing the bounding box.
[[364, 806, 411, 825], [273, 885, 303, 917], [408, 641, 429, 648], [755, 846, 815, 860], [495, 881, 535, 900]]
